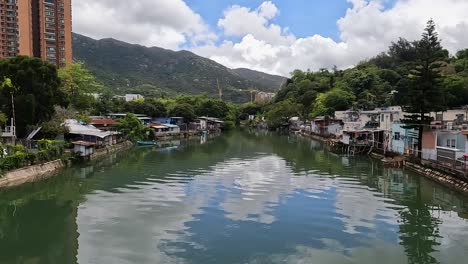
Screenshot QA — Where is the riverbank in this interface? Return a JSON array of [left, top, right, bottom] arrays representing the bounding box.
[[299, 131, 468, 195], [89, 141, 134, 160], [0, 141, 134, 189], [0, 160, 65, 188]]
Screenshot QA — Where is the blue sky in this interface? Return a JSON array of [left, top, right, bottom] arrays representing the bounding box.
[[186, 0, 352, 41], [185, 0, 398, 42], [74, 0, 468, 75]]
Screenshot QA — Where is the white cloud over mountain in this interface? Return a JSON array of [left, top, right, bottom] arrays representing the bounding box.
[[73, 0, 468, 76]]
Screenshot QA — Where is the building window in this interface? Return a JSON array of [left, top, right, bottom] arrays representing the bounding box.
[[447, 139, 456, 148], [394, 132, 400, 140]]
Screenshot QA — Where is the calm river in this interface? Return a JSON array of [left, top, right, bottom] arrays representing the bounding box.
[[1, 131, 468, 264]]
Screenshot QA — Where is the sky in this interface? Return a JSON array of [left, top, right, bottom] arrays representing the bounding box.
[[73, 0, 468, 76]]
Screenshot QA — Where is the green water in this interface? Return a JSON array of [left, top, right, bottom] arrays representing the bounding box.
[[0, 131, 467, 264]]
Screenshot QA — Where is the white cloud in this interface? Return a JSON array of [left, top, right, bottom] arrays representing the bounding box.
[[73, 0, 216, 50], [194, 0, 468, 76], [73, 0, 468, 76]]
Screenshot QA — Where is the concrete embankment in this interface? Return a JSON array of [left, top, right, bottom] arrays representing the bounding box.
[[0, 160, 65, 188], [405, 162, 468, 194], [90, 141, 133, 160], [0, 141, 134, 189], [298, 132, 468, 194]]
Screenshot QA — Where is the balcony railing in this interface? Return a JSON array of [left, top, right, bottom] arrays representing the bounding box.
[[0, 126, 16, 137]]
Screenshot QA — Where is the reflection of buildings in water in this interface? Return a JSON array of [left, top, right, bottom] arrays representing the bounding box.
[[431, 186, 468, 218], [79, 166, 95, 179], [430, 210, 468, 263], [309, 139, 322, 150], [200, 134, 207, 144], [157, 140, 181, 148], [341, 157, 350, 167]]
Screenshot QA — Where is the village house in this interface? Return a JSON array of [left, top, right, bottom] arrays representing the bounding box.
[[255, 92, 276, 104], [421, 126, 466, 171], [430, 108, 468, 124], [196, 117, 224, 132], [64, 119, 120, 148], [90, 118, 118, 131], [150, 123, 181, 138], [310, 116, 342, 137], [106, 113, 152, 125], [391, 123, 419, 155], [0, 118, 15, 145]]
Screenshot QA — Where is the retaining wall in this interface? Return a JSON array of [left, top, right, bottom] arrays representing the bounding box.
[[0, 160, 65, 188]]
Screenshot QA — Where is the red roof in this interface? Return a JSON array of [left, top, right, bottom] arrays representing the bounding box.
[[91, 119, 117, 126]]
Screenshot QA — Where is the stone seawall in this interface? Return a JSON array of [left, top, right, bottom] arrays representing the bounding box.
[[297, 132, 468, 194], [0, 141, 134, 189], [0, 160, 65, 188], [405, 162, 468, 194], [90, 141, 133, 160]]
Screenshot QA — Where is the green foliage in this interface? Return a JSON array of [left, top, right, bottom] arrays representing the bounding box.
[[0, 112, 6, 127], [0, 56, 68, 137], [265, 100, 302, 129], [0, 140, 64, 175], [72, 33, 284, 103], [310, 89, 355, 118], [116, 113, 153, 142], [269, 19, 466, 130], [123, 98, 167, 117], [58, 61, 104, 94], [169, 103, 197, 122], [223, 121, 236, 131], [195, 99, 229, 119]]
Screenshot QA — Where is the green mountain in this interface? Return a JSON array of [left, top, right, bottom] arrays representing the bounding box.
[[72, 33, 286, 102]]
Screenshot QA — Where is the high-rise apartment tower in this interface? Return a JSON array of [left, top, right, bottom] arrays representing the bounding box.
[[0, 0, 72, 67]]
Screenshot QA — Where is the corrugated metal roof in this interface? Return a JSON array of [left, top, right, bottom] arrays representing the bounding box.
[[65, 119, 119, 139]]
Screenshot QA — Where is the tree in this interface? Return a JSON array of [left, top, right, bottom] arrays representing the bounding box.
[[0, 56, 68, 137], [400, 19, 447, 158], [169, 103, 196, 122], [123, 98, 167, 117], [58, 62, 103, 95], [0, 113, 6, 127], [311, 88, 355, 117], [117, 113, 153, 142], [265, 100, 302, 129], [196, 99, 229, 119]]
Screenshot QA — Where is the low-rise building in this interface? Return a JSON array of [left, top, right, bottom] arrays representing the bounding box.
[[90, 118, 118, 131], [197, 117, 224, 132], [150, 123, 181, 138], [64, 119, 120, 148], [310, 117, 342, 137], [391, 123, 419, 155], [0, 118, 16, 144], [125, 94, 144, 102], [255, 92, 275, 104]]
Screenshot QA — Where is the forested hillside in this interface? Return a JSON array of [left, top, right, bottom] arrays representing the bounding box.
[[265, 20, 468, 128], [72, 33, 285, 102]]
